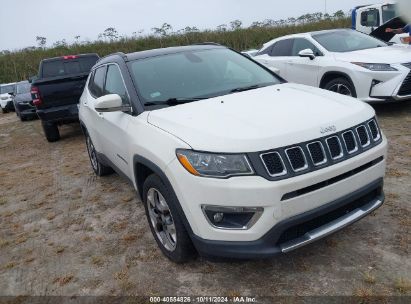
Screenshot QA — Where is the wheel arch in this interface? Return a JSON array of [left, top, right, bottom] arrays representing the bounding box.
[[133, 155, 195, 236], [319, 71, 356, 91]]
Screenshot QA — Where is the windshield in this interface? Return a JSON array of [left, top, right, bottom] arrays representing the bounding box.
[[0, 84, 15, 94], [312, 30, 387, 52], [16, 82, 30, 94], [382, 4, 397, 23], [128, 48, 281, 105]]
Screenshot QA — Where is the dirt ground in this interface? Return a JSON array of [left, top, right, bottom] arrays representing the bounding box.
[[0, 102, 410, 300]]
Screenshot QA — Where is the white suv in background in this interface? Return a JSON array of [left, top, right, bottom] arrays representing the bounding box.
[[79, 44, 387, 263], [251, 29, 411, 103], [0, 83, 16, 113]]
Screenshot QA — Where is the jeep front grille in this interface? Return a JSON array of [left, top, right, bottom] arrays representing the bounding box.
[[286, 147, 308, 172], [256, 118, 382, 181]]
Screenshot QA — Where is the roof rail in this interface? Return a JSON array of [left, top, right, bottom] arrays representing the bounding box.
[[96, 52, 127, 64]]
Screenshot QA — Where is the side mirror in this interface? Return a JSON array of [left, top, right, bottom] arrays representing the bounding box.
[[94, 94, 123, 112], [298, 48, 316, 60]]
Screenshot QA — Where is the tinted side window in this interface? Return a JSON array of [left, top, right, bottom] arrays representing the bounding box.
[[90, 66, 106, 98], [292, 38, 322, 56], [270, 39, 293, 56], [104, 65, 129, 104]]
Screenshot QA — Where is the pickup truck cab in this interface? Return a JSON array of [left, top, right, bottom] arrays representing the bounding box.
[[31, 54, 99, 142]]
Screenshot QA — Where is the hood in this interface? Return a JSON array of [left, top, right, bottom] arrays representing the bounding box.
[[147, 83, 374, 153], [14, 93, 32, 103], [370, 16, 407, 42], [333, 44, 411, 64]]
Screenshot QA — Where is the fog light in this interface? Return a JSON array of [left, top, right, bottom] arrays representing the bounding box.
[[213, 212, 224, 223], [202, 205, 263, 230]]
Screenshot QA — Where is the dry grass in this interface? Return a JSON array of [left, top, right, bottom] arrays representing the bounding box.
[[53, 275, 74, 286], [0, 238, 10, 248], [394, 278, 411, 294], [363, 272, 376, 284], [354, 286, 373, 300], [4, 261, 17, 269], [91, 256, 104, 267], [55, 246, 65, 254], [46, 212, 56, 221]]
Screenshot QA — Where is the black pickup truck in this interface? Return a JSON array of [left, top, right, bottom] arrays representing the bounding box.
[[31, 54, 99, 142]]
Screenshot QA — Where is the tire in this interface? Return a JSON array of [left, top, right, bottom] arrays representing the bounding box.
[[20, 115, 27, 122], [1, 107, 8, 114], [324, 77, 357, 98], [143, 174, 196, 263], [85, 133, 113, 176], [42, 121, 60, 142]]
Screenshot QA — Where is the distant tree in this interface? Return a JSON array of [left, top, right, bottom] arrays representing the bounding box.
[[98, 27, 119, 41], [230, 20, 242, 30], [53, 39, 68, 48], [324, 13, 332, 20], [216, 24, 228, 32], [36, 36, 47, 48], [334, 10, 346, 19], [184, 26, 199, 33], [74, 35, 81, 42], [152, 23, 173, 37]]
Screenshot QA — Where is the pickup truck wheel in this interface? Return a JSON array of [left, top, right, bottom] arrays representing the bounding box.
[[42, 122, 60, 142], [324, 78, 357, 97], [143, 174, 196, 263], [85, 134, 113, 176]]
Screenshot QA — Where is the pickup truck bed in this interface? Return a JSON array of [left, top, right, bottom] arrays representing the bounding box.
[[31, 54, 99, 142]]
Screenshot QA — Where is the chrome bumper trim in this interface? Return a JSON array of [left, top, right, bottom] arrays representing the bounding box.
[[281, 198, 383, 253]]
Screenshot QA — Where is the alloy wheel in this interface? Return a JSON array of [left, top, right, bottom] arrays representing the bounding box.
[[328, 83, 353, 96], [146, 188, 177, 251]]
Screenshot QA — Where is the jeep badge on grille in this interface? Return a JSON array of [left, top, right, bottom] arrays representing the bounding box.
[[320, 125, 337, 134]]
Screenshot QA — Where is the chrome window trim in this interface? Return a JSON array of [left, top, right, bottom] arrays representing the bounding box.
[[260, 151, 287, 177], [326, 136, 344, 160], [307, 141, 327, 166], [356, 125, 371, 148], [342, 130, 359, 154], [285, 146, 308, 172]]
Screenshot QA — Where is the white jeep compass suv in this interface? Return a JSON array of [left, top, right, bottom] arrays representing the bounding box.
[[79, 44, 387, 263]]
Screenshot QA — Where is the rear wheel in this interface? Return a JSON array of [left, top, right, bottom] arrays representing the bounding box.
[[324, 77, 357, 98], [85, 133, 113, 176], [1, 107, 8, 114], [143, 174, 196, 263], [42, 121, 60, 142]]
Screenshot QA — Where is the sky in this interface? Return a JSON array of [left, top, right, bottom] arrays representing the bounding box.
[[0, 0, 382, 51]]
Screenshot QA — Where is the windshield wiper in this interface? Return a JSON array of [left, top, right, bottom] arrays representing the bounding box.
[[230, 84, 267, 93], [144, 97, 206, 106]]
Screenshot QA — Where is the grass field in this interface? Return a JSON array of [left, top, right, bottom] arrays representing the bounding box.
[[0, 18, 350, 84]]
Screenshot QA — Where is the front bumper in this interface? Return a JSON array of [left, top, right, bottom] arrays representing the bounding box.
[[192, 178, 384, 259], [354, 63, 411, 102], [16, 102, 36, 116], [165, 135, 387, 247]]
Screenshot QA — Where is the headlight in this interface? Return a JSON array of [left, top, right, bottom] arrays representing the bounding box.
[[352, 62, 397, 71], [176, 149, 254, 178]]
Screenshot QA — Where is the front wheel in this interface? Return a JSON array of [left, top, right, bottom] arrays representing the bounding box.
[[143, 174, 196, 263], [1, 107, 8, 114], [324, 77, 357, 98]]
